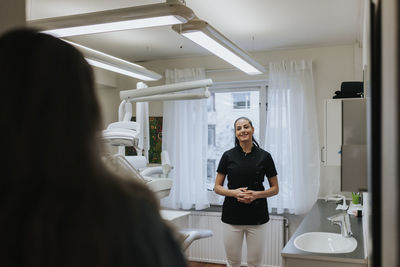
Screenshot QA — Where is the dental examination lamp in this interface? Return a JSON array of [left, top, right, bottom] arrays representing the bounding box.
[[119, 78, 213, 102], [102, 121, 140, 147], [103, 79, 213, 199], [102, 100, 140, 151], [105, 79, 213, 149]]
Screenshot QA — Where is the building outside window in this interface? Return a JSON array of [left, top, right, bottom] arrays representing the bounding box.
[[208, 124, 216, 146], [207, 92, 216, 112], [207, 159, 216, 189], [233, 92, 251, 109]]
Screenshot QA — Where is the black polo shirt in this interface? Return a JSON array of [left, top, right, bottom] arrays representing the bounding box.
[[216, 145, 277, 225]]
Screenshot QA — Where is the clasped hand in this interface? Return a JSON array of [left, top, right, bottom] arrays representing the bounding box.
[[233, 187, 257, 204]]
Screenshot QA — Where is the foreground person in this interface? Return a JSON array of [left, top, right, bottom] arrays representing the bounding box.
[[0, 28, 187, 267]]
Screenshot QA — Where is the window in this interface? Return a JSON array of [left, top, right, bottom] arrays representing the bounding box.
[[233, 92, 250, 109], [208, 124, 216, 146], [207, 92, 216, 112], [207, 159, 216, 189], [206, 82, 267, 204]]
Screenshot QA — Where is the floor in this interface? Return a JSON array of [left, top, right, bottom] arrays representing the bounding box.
[[188, 261, 226, 267]]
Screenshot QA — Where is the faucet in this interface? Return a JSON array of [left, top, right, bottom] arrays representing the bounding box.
[[327, 212, 353, 238]]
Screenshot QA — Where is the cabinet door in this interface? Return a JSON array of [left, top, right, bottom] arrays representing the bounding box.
[[341, 98, 367, 191], [323, 99, 342, 166]]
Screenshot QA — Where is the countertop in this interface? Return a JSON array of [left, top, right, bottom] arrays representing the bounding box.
[[160, 209, 191, 221], [281, 199, 367, 264]]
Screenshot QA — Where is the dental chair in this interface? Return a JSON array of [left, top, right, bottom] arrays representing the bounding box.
[[178, 228, 213, 251], [102, 100, 173, 199], [125, 151, 173, 199], [103, 100, 211, 251]]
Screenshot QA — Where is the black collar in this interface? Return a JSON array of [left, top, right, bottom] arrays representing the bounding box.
[[236, 144, 255, 156]]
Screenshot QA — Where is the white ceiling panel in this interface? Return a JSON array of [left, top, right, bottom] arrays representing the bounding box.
[[26, 0, 364, 62]]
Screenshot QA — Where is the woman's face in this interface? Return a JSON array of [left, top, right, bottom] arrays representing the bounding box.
[[235, 119, 254, 144]]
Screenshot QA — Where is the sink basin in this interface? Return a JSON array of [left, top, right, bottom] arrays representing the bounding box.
[[294, 232, 357, 254]]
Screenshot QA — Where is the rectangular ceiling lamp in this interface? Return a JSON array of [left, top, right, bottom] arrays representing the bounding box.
[[65, 40, 162, 81], [173, 19, 265, 75], [28, 2, 195, 37]]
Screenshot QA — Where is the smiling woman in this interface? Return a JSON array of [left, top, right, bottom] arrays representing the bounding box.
[[234, 117, 257, 147], [213, 116, 279, 267]]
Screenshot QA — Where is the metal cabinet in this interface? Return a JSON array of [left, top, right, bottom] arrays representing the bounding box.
[[341, 98, 367, 192], [322, 98, 367, 192]]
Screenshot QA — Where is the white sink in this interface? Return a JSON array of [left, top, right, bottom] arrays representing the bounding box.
[[294, 232, 357, 254]]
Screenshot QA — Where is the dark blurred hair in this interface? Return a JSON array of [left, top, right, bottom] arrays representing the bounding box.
[[0, 29, 186, 267], [234, 117, 259, 147], [0, 28, 101, 181]]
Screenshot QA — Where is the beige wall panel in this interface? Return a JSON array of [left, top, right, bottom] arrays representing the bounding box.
[[0, 0, 25, 35]]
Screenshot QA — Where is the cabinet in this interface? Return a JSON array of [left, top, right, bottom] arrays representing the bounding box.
[[322, 99, 342, 166], [322, 98, 368, 191], [341, 99, 367, 192], [284, 257, 367, 267]]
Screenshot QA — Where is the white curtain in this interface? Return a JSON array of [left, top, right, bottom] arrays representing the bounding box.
[[161, 68, 210, 210], [265, 60, 320, 215], [136, 82, 149, 161]]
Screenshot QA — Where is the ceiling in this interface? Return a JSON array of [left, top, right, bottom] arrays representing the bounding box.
[[26, 0, 364, 64]]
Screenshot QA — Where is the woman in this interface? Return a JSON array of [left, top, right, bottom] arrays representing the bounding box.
[[214, 117, 279, 267], [0, 29, 187, 267]]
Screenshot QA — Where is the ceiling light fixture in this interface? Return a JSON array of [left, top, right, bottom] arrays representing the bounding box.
[[66, 40, 162, 81], [173, 19, 265, 75], [28, 2, 195, 37]]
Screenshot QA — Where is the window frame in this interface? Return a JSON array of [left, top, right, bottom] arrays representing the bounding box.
[[208, 80, 268, 147], [206, 80, 268, 202]]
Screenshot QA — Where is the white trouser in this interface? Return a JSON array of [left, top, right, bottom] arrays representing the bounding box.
[[222, 222, 267, 267]]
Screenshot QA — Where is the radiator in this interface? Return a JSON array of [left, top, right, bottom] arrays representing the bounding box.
[[186, 211, 287, 267]]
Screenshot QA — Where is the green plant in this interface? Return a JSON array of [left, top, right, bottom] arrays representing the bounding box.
[[352, 192, 361, 205]]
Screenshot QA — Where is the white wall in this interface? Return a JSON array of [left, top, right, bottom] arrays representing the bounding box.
[[95, 44, 363, 198], [0, 0, 25, 35], [141, 44, 362, 197], [93, 68, 118, 128], [0, 0, 365, 201]]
